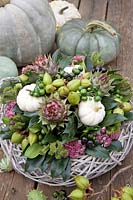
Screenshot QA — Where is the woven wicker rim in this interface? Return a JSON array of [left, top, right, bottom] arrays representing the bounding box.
[[0, 78, 133, 186]]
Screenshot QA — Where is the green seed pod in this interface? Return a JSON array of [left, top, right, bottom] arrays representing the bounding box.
[[14, 83, 23, 90], [113, 108, 124, 115], [11, 132, 24, 144], [28, 132, 38, 145], [121, 192, 132, 200], [67, 79, 81, 91], [52, 79, 65, 87], [81, 79, 91, 88], [111, 197, 119, 200], [43, 72, 52, 85], [21, 138, 29, 151], [45, 84, 56, 93], [82, 72, 91, 79], [27, 189, 47, 200], [75, 176, 90, 190], [122, 186, 133, 197], [19, 74, 29, 82], [58, 86, 69, 97], [68, 92, 80, 105], [68, 189, 84, 200]]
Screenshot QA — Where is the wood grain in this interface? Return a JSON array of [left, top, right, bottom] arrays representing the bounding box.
[[67, 0, 80, 8], [0, 171, 34, 200], [79, 0, 108, 20], [106, 0, 133, 196]]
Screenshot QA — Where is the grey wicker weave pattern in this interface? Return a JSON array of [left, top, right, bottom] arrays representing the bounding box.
[[0, 102, 133, 186]]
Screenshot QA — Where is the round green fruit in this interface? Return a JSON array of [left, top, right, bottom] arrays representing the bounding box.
[[67, 79, 81, 91], [113, 108, 124, 115], [122, 102, 132, 112], [68, 91, 80, 105]]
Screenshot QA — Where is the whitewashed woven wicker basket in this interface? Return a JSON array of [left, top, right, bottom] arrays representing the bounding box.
[[0, 78, 133, 186]]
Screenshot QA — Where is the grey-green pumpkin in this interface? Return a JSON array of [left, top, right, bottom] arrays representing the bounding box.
[[56, 19, 121, 64], [0, 56, 18, 79], [0, 0, 56, 66]]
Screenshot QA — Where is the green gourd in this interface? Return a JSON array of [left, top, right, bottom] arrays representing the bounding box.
[[56, 19, 121, 64], [0, 56, 18, 79], [0, 0, 56, 66]]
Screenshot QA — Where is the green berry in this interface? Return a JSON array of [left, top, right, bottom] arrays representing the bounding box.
[[80, 88, 87, 96], [33, 92, 40, 97], [39, 89, 45, 96], [39, 83, 44, 89], [60, 70, 65, 77], [94, 96, 102, 101], [81, 96, 88, 101], [78, 65, 83, 71], [72, 68, 80, 75], [97, 90, 103, 97]]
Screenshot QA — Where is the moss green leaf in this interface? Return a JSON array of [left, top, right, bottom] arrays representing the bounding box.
[[24, 143, 42, 159]]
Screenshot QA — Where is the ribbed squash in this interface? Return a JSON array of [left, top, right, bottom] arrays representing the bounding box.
[[0, 0, 56, 66], [17, 84, 44, 112], [78, 98, 105, 126], [0, 56, 18, 79], [56, 19, 121, 64]]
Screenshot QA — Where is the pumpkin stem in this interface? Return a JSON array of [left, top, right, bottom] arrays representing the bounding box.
[[59, 6, 69, 14], [94, 106, 102, 112], [0, 0, 10, 7], [85, 20, 118, 36]]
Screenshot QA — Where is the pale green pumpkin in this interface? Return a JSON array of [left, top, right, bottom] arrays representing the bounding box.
[[0, 0, 56, 66], [0, 56, 18, 79], [56, 19, 121, 64]]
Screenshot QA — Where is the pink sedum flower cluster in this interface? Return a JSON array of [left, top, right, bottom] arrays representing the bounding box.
[[5, 101, 16, 118], [22, 55, 48, 75], [64, 140, 86, 159], [72, 55, 85, 64], [96, 129, 120, 148]]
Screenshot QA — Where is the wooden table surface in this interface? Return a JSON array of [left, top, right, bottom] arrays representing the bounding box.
[[0, 0, 133, 199]]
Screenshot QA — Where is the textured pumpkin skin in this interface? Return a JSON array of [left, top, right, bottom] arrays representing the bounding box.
[[0, 0, 56, 66], [78, 98, 105, 126], [0, 56, 18, 79], [56, 19, 120, 64], [17, 84, 44, 112]]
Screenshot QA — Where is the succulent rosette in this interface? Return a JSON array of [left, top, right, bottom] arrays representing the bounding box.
[[0, 52, 133, 180]]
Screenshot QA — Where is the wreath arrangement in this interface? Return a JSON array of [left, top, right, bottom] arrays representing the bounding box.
[[0, 52, 133, 186]]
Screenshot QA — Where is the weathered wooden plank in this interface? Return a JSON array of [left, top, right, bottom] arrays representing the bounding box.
[[106, 0, 133, 196], [0, 150, 34, 200], [79, 0, 108, 20], [67, 0, 80, 8], [0, 172, 34, 200], [107, 0, 133, 85]]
